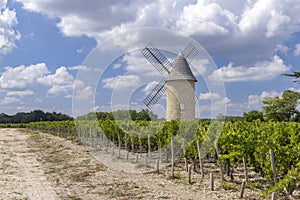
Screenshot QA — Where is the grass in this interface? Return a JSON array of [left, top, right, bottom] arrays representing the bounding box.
[[157, 196, 170, 199], [247, 181, 265, 190], [1, 140, 9, 143], [45, 167, 59, 174], [167, 174, 182, 180], [127, 183, 140, 190], [220, 181, 240, 191], [69, 197, 82, 200]]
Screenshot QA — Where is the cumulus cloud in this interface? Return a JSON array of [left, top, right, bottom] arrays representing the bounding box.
[[68, 65, 91, 71], [0, 63, 49, 89], [199, 92, 222, 100], [190, 59, 208, 76], [275, 44, 289, 54], [143, 81, 159, 94], [16, 0, 146, 38], [209, 55, 290, 82], [72, 80, 93, 100], [15, 0, 300, 66], [247, 90, 281, 110], [294, 43, 300, 56], [198, 96, 230, 118], [0, 96, 20, 105], [0, 63, 77, 96], [37, 66, 75, 94], [7, 90, 34, 97], [122, 52, 157, 75], [176, 1, 237, 36], [0, 1, 21, 54], [101, 75, 141, 90]]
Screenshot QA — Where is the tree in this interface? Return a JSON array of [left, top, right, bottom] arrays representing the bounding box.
[[263, 90, 300, 121], [283, 72, 300, 82], [244, 110, 264, 122]]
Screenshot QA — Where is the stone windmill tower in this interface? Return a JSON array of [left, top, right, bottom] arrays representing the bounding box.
[[142, 43, 198, 121]]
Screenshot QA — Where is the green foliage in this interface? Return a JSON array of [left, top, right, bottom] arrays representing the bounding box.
[[263, 90, 300, 122], [283, 71, 300, 82], [77, 109, 158, 121], [244, 110, 264, 122]]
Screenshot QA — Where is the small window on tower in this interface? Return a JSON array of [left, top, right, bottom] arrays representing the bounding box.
[[180, 103, 185, 111]]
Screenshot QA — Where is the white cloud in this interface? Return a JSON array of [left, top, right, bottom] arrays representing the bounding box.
[[294, 43, 300, 56], [102, 75, 141, 90], [238, 0, 294, 38], [6, 90, 34, 97], [0, 63, 49, 89], [209, 55, 290, 82], [198, 96, 230, 118], [15, 0, 300, 66], [143, 81, 159, 94], [275, 44, 289, 54], [247, 90, 281, 110], [122, 52, 159, 75], [0, 96, 20, 105], [72, 80, 93, 100], [199, 92, 222, 100], [37, 66, 74, 94], [176, 1, 237, 36], [0, 1, 21, 54], [16, 0, 146, 38], [113, 63, 122, 69], [68, 65, 91, 71], [265, 10, 290, 38], [190, 59, 208, 76]]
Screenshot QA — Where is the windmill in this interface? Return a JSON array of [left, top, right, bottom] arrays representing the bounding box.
[[142, 43, 198, 121]]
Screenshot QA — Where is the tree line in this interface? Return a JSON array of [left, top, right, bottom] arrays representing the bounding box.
[[77, 109, 158, 121], [0, 110, 73, 124], [244, 90, 300, 122]]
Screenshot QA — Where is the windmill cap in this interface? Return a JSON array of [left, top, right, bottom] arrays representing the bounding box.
[[166, 54, 197, 82]]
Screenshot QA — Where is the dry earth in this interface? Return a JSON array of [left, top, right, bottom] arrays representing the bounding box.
[[0, 128, 280, 200]]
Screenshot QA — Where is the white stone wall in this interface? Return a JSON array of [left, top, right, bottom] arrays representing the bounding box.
[[166, 80, 195, 121]]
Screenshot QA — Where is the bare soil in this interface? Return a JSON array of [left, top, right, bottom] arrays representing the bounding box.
[[0, 128, 284, 199]]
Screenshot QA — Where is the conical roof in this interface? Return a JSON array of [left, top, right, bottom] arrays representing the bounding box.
[[166, 54, 197, 82]]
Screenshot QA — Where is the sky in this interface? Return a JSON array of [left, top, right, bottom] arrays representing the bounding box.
[[0, 0, 300, 118]]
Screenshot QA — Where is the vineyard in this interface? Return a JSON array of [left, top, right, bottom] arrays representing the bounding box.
[[23, 119, 300, 199]]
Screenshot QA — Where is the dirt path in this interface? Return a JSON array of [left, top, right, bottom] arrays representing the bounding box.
[[0, 129, 265, 200], [0, 129, 59, 200]]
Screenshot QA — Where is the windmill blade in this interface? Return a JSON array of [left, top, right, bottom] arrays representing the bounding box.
[[143, 78, 166, 109], [182, 43, 199, 63], [142, 42, 172, 74]]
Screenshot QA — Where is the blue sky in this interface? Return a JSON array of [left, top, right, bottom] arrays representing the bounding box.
[[0, 0, 300, 118]]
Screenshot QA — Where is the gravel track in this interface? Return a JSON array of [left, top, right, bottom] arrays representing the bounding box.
[[0, 129, 268, 200]]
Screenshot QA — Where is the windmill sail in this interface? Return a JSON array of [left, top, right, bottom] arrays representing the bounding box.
[[142, 42, 172, 74], [182, 43, 199, 63], [142, 42, 199, 111], [143, 78, 166, 109]]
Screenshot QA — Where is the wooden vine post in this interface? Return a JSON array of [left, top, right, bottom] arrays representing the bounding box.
[[269, 149, 277, 184], [210, 173, 214, 191], [240, 181, 246, 198], [197, 139, 204, 179], [188, 164, 192, 184], [156, 159, 160, 172], [269, 149, 277, 200], [216, 144, 224, 181], [131, 135, 135, 155], [171, 136, 175, 177], [148, 134, 151, 158], [117, 131, 121, 159], [243, 156, 248, 182], [185, 158, 188, 172]]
